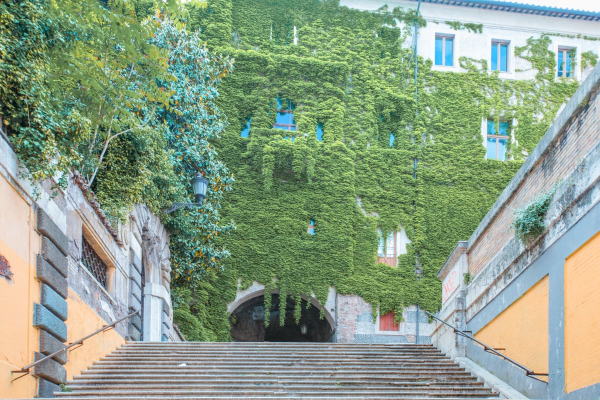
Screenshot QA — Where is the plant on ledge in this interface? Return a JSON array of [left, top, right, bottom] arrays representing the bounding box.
[[512, 186, 557, 244]]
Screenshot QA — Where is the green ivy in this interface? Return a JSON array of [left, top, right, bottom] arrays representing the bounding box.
[[582, 50, 599, 70], [445, 21, 483, 34], [512, 186, 557, 244], [169, 0, 594, 338]]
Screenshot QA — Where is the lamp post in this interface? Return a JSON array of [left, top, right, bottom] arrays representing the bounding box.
[[164, 173, 209, 214]]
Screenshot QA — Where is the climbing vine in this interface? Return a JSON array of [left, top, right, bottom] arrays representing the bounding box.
[[445, 21, 483, 33], [167, 0, 597, 340]]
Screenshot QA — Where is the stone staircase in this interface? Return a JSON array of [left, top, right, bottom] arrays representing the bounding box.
[[55, 342, 500, 399]]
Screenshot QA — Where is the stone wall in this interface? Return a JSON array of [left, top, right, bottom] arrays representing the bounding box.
[[0, 133, 175, 398], [434, 64, 600, 400]]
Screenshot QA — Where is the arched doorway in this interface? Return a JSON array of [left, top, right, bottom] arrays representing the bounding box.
[[230, 293, 334, 342]]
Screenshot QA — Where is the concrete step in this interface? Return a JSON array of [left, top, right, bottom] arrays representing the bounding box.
[[71, 373, 481, 383], [60, 342, 499, 399], [92, 360, 461, 368], [55, 389, 498, 397], [78, 369, 476, 379], [68, 379, 483, 389], [56, 393, 498, 400]]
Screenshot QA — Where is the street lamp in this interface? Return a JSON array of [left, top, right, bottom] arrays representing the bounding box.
[[164, 173, 209, 214]]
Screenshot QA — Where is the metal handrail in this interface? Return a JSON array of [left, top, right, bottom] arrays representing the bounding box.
[[12, 310, 140, 378], [424, 310, 548, 383]]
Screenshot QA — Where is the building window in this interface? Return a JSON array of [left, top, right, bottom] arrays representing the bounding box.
[[316, 123, 324, 141], [558, 47, 575, 78], [241, 117, 251, 138], [379, 311, 399, 331], [81, 237, 108, 288], [486, 119, 509, 161], [491, 41, 508, 72], [389, 133, 395, 148], [435, 35, 454, 66], [377, 228, 398, 267], [274, 97, 296, 131], [307, 219, 315, 235]]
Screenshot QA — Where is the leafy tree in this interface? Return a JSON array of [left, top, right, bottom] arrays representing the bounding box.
[[151, 18, 235, 281], [1, 0, 235, 283]]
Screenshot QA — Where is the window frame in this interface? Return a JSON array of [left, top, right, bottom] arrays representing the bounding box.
[[81, 236, 109, 288], [491, 40, 509, 72], [273, 98, 297, 131], [435, 34, 455, 67], [557, 46, 576, 78], [486, 119, 510, 161], [307, 219, 315, 235], [377, 228, 398, 267]]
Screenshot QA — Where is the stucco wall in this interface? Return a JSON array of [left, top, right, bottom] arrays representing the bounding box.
[[0, 132, 174, 397], [64, 290, 125, 381], [0, 162, 40, 398], [475, 275, 549, 383], [434, 65, 600, 400], [564, 231, 600, 393]]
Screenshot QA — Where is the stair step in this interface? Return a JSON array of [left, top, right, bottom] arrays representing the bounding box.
[[60, 342, 499, 399]]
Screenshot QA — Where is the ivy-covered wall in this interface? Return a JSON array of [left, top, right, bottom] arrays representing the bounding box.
[[176, 0, 588, 340]]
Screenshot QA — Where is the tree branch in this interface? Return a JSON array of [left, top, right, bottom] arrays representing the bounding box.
[[88, 105, 157, 187]]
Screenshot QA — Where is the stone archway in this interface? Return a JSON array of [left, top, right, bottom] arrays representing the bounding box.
[[227, 283, 336, 342], [130, 205, 172, 341]]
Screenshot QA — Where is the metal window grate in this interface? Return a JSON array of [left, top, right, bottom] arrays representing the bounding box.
[[81, 238, 107, 288]]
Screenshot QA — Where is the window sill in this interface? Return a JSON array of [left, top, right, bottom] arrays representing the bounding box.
[[374, 328, 405, 336], [79, 261, 117, 305], [432, 64, 460, 73]]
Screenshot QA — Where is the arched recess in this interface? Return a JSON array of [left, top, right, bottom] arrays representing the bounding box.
[[227, 283, 336, 342], [129, 205, 172, 341]]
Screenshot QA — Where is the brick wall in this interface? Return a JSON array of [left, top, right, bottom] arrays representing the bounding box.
[[468, 85, 600, 275]]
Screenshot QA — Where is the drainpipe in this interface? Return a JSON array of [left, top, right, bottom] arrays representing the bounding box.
[[416, 304, 420, 344]]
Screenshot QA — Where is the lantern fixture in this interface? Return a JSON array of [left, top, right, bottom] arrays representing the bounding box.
[[164, 173, 209, 214], [191, 173, 208, 203], [300, 324, 308, 335]]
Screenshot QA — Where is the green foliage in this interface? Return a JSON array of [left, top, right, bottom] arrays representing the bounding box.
[[445, 21, 483, 34], [512, 186, 556, 244], [582, 50, 599, 70], [169, 0, 588, 338], [59, 384, 72, 393], [463, 272, 472, 285], [1, 2, 234, 281], [172, 269, 236, 341]]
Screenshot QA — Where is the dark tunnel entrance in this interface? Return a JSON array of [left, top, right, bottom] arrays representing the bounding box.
[[230, 294, 333, 342]]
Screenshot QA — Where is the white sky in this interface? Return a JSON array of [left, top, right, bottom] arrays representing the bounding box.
[[507, 0, 600, 12]]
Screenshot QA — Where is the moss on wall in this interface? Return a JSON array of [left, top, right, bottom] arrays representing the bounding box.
[[174, 0, 590, 339]]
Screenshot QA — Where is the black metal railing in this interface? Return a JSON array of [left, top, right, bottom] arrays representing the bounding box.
[[424, 309, 548, 383], [12, 310, 140, 380]]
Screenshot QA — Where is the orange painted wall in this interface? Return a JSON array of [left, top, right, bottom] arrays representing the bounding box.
[[64, 290, 125, 380], [564, 230, 600, 393], [475, 275, 549, 382], [0, 176, 40, 398]]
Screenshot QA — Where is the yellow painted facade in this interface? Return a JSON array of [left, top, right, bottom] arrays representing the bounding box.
[[564, 230, 600, 393], [64, 290, 125, 380], [0, 172, 126, 397], [0, 176, 40, 398], [475, 275, 549, 382]]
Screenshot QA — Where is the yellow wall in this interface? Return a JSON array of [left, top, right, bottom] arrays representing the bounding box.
[[475, 275, 549, 382], [564, 230, 600, 393], [0, 177, 40, 398], [64, 290, 125, 380]]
